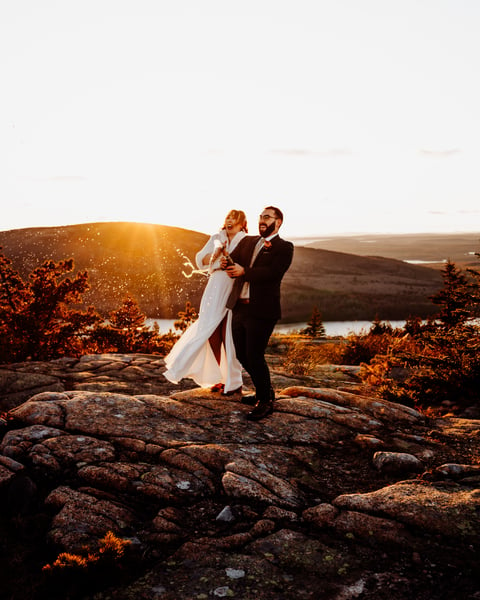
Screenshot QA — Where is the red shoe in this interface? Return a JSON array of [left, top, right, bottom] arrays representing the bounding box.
[[210, 383, 225, 393]]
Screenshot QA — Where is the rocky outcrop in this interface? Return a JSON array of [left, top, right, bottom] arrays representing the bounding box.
[[0, 354, 194, 411], [1, 354, 479, 599]]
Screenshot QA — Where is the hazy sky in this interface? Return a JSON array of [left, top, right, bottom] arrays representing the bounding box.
[[2, 0, 480, 239]]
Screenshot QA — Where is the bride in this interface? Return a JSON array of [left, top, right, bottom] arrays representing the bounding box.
[[164, 210, 248, 394]]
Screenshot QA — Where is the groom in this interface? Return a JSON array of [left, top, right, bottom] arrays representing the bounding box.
[[224, 206, 294, 420]]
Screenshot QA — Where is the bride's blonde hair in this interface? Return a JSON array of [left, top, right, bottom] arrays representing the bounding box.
[[224, 210, 248, 233]]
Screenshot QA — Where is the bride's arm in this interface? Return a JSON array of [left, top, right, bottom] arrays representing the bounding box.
[[196, 234, 222, 269]]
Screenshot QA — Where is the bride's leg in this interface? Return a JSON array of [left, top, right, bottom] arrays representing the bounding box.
[[209, 316, 227, 365], [222, 316, 228, 342]]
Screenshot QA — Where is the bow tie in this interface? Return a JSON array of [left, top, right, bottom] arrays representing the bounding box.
[[263, 239, 272, 249]]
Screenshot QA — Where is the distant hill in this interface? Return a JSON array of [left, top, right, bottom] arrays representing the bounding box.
[[0, 222, 444, 322], [0, 222, 209, 319], [293, 232, 480, 269], [282, 245, 442, 322]]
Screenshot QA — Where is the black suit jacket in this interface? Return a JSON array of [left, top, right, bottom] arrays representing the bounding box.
[[226, 234, 294, 320]]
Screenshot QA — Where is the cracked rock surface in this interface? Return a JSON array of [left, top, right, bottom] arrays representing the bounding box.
[[1, 353, 479, 599]]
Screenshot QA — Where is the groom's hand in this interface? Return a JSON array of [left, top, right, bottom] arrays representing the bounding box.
[[226, 264, 244, 278]]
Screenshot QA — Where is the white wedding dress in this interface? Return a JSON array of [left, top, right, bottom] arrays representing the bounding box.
[[163, 229, 245, 393]]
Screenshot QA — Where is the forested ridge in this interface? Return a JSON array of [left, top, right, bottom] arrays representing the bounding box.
[[0, 222, 442, 322]]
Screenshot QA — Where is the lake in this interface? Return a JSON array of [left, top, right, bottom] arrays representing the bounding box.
[[146, 319, 406, 338]]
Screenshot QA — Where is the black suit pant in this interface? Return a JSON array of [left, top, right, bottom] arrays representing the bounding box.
[[231, 303, 277, 401]]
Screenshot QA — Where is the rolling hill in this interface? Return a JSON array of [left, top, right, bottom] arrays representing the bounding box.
[[294, 232, 480, 269], [0, 222, 444, 322]]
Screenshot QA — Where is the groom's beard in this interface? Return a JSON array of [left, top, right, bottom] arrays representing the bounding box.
[[259, 222, 276, 238]]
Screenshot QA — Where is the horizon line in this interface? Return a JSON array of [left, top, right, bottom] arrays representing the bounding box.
[[1, 220, 480, 239]]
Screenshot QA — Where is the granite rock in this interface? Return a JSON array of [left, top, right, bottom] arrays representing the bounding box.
[[1, 353, 479, 600]]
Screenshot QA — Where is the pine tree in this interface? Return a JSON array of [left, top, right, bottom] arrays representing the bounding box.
[[0, 249, 101, 362], [301, 306, 326, 338], [430, 260, 474, 328], [102, 295, 149, 352], [174, 301, 198, 332], [109, 295, 146, 331], [364, 258, 480, 410]]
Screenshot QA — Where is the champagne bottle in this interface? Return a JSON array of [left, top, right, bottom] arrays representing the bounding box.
[[221, 250, 234, 269]]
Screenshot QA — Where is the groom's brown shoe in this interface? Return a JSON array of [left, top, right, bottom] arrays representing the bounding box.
[[241, 393, 257, 406], [246, 398, 273, 421], [242, 386, 275, 407]]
